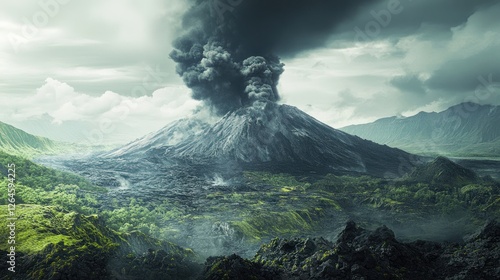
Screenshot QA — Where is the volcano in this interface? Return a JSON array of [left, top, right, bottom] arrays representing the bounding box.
[[108, 102, 419, 177]]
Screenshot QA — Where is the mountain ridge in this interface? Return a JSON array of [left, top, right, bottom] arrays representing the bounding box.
[[341, 102, 500, 157], [0, 121, 60, 157]]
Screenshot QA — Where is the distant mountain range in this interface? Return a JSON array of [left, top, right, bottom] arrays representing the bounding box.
[[341, 102, 500, 157], [0, 121, 62, 157]]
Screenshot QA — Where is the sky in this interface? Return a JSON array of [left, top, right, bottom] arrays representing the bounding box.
[[0, 0, 499, 145]]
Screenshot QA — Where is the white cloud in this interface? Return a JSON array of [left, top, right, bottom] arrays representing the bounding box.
[[299, 2, 500, 126], [280, 2, 500, 127], [280, 40, 405, 128], [0, 0, 188, 95], [0, 78, 200, 143], [448, 3, 500, 58]]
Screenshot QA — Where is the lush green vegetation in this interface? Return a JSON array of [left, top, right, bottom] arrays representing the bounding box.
[[0, 181, 101, 214], [0, 204, 119, 279], [310, 172, 499, 217], [0, 151, 105, 215], [123, 169, 496, 243], [0, 204, 117, 254], [0, 151, 199, 279], [0, 122, 98, 159], [0, 151, 103, 192], [101, 199, 186, 238], [0, 203, 198, 279], [0, 121, 59, 158], [1, 150, 498, 262]]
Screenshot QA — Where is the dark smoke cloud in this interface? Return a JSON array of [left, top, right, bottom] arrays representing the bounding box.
[[390, 74, 426, 95], [170, 0, 377, 115]]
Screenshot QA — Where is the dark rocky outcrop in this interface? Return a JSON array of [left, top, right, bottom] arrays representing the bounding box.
[[200, 254, 281, 280], [254, 221, 437, 280], [438, 220, 500, 279], [202, 220, 500, 280], [406, 156, 480, 186]]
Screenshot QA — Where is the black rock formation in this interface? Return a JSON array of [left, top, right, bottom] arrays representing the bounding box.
[[202, 220, 500, 280]]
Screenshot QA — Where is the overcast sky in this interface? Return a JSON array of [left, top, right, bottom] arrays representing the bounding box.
[[1, 0, 499, 144]]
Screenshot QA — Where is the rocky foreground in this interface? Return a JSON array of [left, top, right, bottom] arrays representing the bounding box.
[[202, 220, 500, 280], [1, 205, 497, 279]]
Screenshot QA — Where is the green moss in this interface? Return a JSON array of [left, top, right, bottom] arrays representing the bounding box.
[[315, 196, 342, 210], [0, 204, 126, 279], [231, 210, 320, 241], [320, 250, 335, 261], [244, 171, 310, 191], [0, 204, 117, 254], [232, 221, 262, 241]]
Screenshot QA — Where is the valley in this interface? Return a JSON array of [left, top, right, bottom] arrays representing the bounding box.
[[35, 152, 500, 257]]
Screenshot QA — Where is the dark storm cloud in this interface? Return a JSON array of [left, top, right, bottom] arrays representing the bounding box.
[[170, 0, 379, 115], [342, 0, 499, 42], [217, 0, 378, 56], [425, 48, 500, 93], [390, 74, 425, 94], [386, 0, 497, 33]]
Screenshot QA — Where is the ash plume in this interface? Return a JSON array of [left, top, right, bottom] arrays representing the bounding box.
[[171, 0, 376, 115]]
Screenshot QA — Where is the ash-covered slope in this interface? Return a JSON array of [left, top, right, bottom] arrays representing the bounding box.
[[103, 118, 209, 158], [165, 103, 417, 177]]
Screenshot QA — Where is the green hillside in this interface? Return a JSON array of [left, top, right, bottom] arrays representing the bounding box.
[[0, 121, 62, 157], [0, 204, 200, 280], [0, 151, 200, 279]]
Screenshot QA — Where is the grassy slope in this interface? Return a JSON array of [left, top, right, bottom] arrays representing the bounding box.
[[0, 204, 198, 280], [0, 121, 63, 157], [0, 204, 118, 279], [0, 150, 103, 193], [0, 151, 201, 279]]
